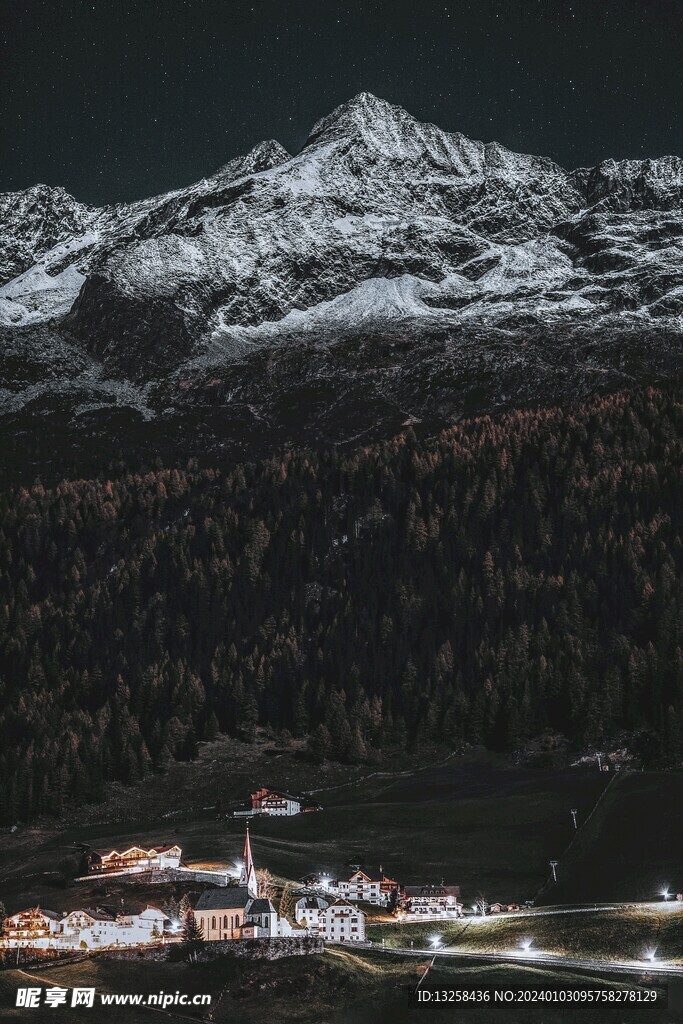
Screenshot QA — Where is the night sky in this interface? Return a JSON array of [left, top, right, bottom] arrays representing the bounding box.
[[2, 0, 682, 205]]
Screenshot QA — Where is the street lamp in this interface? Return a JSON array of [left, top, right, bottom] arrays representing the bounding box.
[[661, 890, 670, 902], [429, 935, 442, 949], [550, 860, 559, 883], [520, 938, 533, 952], [570, 809, 578, 830]]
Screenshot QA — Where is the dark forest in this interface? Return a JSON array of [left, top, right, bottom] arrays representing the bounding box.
[[0, 387, 681, 822]]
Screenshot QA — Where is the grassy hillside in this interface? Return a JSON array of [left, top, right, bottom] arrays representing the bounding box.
[[372, 906, 683, 965], [540, 772, 683, 904], [0, 949, 419, 1024], [0, 755, 607, 913], [392, 960, 672, 1024]]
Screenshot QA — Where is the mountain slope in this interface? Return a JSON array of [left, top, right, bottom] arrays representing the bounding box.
[[0, 92, 682, 463]]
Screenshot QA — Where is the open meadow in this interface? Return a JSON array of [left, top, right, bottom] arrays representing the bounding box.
[[370, 904, 683, 965], [0, 739, 612, 913]]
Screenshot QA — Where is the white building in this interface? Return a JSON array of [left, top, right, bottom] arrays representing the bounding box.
[[84, 844, 182, 875], [400, 884, 461, 917], [318, 899, 366, 943], [57, 905, 168, 949], [118, 905, 169, 943], [295, 895, 329, 929], [233, 787, 303, 817], [329, 870, 384, 904], [1, 905, 169, 951], [1, 908, 61, 948], [243, 897, 293, 937], [56, 909, 122, 949]]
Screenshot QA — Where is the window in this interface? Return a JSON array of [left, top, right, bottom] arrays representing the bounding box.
[[211, 916, 216, 929], [223, 915, 228, 928]]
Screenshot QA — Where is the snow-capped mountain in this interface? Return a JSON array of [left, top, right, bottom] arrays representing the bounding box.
[[1, 92, 682, 460]]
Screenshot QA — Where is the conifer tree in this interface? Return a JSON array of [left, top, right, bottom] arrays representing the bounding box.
[[181, 908, 204, 943]]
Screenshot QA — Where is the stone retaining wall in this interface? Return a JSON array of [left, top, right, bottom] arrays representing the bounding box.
[[78, 867, 231, 886], [98, 936, 322, 962]]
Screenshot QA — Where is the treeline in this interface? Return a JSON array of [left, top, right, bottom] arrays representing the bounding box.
[[0, 387, 681, 821]]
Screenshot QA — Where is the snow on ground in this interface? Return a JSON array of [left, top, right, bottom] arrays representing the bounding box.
[[0, 264, 85, 325]]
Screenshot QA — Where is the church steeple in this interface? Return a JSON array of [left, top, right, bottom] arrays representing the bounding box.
[[240, 825, 257, 895]]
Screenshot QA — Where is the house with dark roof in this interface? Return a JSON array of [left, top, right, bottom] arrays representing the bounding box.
[[231, 786, 322, 817], [195, 887, 254, 940], [2, 907, 61, 948], [81, 842, 182, 875], [294, 895, 329, 929], [400, 883, 462, 917]]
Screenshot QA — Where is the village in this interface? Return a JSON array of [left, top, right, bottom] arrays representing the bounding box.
[[0, 787, 467, 955], [2, 783, 680, 966]]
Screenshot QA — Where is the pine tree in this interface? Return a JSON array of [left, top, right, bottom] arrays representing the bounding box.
[[181, 908, 204, 943], [279, 882, 294, 920], [307, 723, 331, 763]]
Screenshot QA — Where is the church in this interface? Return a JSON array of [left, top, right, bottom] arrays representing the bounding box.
[[194, 828, 292, 941]]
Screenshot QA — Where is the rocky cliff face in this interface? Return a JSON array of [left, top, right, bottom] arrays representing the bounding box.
[[0, 184, 97, 285], [1, 92, 681, 462]]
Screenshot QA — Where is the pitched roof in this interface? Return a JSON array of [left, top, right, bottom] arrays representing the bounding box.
[[326, 898, 358, 911], [239, 827, 257, 892], [88, 843, 180, 858], [245, 898, 276, 914], [100, 900, 160, 917], [10, 908, 61, 922], [403, 884, 460, 897], [195, 886, 253, 911], [295, 896, 329, 910], [252, 787, 304, 800], [257, 790, 302, 802], [67, 908, 116, 922]]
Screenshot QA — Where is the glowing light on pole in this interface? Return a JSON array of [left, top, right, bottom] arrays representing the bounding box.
[[550, 860, 558, 883], [570, 808, 578, 830]]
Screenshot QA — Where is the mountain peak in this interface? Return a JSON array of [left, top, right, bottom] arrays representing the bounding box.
[[304, 92, 414, 147], [213, 138, 291, 181]]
